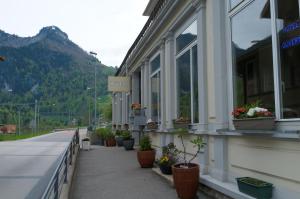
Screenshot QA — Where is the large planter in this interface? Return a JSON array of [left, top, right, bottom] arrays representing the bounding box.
[[99, 138, 104, 146], [90, 132, 100, 145], [233, 117, 275, 131], [172, 163, 199, 199], [115, 136, 124, 147], [159, 164, 172, 175], [123, 138, 135, 150], [146, 122, 158, 130], [105, 138, 116, 147], [237, 177, 273, 199], [173, 119, 191, 129], [137, 150, 156, 168]]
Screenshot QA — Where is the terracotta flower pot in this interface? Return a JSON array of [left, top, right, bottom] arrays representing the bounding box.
[[172, 163, 199, 199], [137, 150, 156, 168], [105, 138, 116, 147]]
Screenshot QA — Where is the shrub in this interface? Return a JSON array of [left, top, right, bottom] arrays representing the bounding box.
[[115, 130, 122, 136], [139, 135, 152, 151], [121, 130, 132, 140]]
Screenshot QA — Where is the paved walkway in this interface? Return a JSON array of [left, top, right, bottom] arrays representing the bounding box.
[[70, 146, 212, 199], [0, 129, 78, 199]]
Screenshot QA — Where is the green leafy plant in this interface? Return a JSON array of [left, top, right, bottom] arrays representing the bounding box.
[[121, 130, 132, 140], [115, 130, 122, 136], [158, 143, 179, 166], [175, 130, 206, 166], [139, 135, 152, 151], [96, 128, 108, 138]]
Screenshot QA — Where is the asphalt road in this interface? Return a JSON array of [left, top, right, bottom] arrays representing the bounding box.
[[0, 130, 77, 199]]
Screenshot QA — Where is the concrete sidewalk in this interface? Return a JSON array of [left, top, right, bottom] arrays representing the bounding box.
[[70, 146, 212, 199]]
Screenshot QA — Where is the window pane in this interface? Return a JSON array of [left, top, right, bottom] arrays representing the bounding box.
[[151, 72, 160, 122], [176, 21, 197, 53], [192, 46, 199, 123], [276, 0, 300, 118], [231, 0, 275, 111], [230, 0, 243, 9], [177, 51, 191, 119], [150, 55, 160, 73]]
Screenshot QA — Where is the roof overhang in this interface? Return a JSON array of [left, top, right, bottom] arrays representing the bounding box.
[[143, 0, 159, 16]]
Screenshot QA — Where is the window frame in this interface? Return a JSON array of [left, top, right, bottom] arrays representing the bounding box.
[[174, 19, 198, 124], [149, 52, 161, 124], [227, 0, 300, 124]]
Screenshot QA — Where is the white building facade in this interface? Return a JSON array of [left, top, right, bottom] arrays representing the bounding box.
[[112, 0, 300, 198]]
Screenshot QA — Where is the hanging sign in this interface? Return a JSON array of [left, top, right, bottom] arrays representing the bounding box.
[[108, 76, 131, 92]]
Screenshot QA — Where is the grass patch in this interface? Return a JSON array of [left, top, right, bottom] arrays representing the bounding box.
[[0, 130, 51, 141]]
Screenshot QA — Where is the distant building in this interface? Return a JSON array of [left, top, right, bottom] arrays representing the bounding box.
[[112, 0, 300, 198]]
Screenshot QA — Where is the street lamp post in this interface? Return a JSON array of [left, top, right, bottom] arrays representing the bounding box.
[[89, 51, 97, 127], [87, 87, 91, 126]]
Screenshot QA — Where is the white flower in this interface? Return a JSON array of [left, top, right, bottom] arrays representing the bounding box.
[[147, 119, 153, 123], [254, 107, 268, 112], [247, 108, 255, 116]]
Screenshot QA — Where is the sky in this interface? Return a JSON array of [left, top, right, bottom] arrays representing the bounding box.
[[0, 0, 149, 67]]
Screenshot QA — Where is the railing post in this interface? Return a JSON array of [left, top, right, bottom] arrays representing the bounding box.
[[64, 156, 68, 183], [54, 172, 59, 199], [69, 145, 73, 165]]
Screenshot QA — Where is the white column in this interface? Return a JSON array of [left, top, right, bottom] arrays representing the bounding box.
[[211, 0, 229, 130], [121, 92, 126, 125], [160, 39, 166, 130], [196, 2, 208, 131], [144, 59, 150, 119], [164, 32, 175, 129], [131, 73, 140, 104]]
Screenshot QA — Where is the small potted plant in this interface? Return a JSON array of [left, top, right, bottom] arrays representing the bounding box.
[[173, 117, 191, 129], [124, 123, 129, 130], [115, 130, 123, 147], [146, 119, 158, 130], [158, 143, 179, 175], [105, 130, 116, 147], [172, 129, 206, 199], [237, 177, 273, 199], [95, 128, 107, 146], [232, 101, 275, 130], [112, 124, 117, 130], [137, 135, 155, 168], [82, 137, 90, 150], [131, 103, 142, 115], [122, 130, 134, 150]]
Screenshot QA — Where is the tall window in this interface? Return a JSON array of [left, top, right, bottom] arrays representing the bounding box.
[[230, 0, 300, 119], [231, 0, 275, 111], [176, 20, 199, 123], [150, 55, 161, 123]]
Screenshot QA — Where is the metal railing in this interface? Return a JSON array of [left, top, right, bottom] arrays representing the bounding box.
[[41, 129, 79, 199]]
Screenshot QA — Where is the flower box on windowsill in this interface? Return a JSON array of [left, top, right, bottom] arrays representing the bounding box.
[[233, 117, 275, 131], [237, 177, 273, 199], [173, 119, 191, 129], [146, 122, 158, 130]]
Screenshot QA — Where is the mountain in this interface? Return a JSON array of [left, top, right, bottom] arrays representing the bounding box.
[[0, 26, 115, 128]]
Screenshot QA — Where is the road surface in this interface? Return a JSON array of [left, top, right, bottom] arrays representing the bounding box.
[[0, 129, 79, 199]]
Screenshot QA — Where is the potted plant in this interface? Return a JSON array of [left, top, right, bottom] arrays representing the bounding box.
[[157, 143, 179, 175], [82, 137, 90, 150], [173, 117, 191, 129], [137, 135, 156, 168], [112, 124, 116, 130], [237, 177, 273, 199], [232, 101, 275, 130], [122, 130, 134, 150], [172, 129, 206, 199], [146, 119, 158, 130], [95, 128, 106, 146], [131, 103, 142, 115], [115, 130, 123, 147], [124, 123, 129, 130], [104, 130, 116, 147]]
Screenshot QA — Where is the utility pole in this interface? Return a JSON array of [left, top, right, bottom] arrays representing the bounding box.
[[89, 51, 97, 127], [18, 110, 21, 135], [34, 100, 37, 134]]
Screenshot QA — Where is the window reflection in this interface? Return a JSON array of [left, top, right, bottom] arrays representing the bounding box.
[[176, 21, 197, 53], [231, 0, 275, 110], [276, 0, 300, 118], [150, 55, 161, 123], [192, 46, 199, 123], [231, 0, 243, 9], [177, 51, 191, 119]]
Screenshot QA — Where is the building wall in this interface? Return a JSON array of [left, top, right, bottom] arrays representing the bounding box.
[[114, 0, 300, 198]]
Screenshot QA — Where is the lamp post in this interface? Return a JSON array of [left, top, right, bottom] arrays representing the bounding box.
[[89, 51, 97, 127], [87, 87, 91, 126]]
